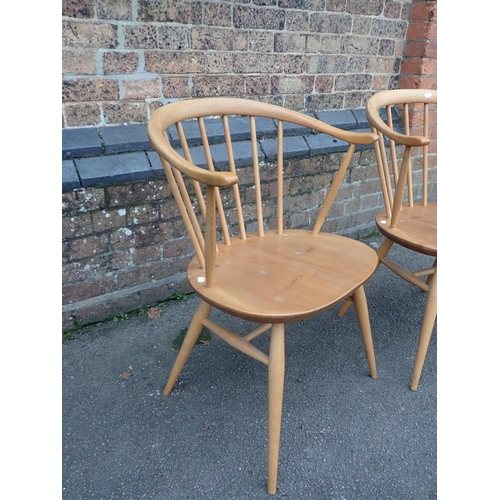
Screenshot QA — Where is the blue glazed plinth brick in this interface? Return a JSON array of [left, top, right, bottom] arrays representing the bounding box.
[[305, 133, 349, 155], [62, 160, 81, 192], [76, 152, 153, 188], [62, 127, 102, 159], [100, 124, 151, 154], [260, 136, 310, 161]]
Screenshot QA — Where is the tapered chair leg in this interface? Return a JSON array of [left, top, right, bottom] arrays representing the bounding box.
[[267, 323, 285, 495], [163, 300, 212, 396], [352, 286, 377, 379], [410, 267, 437, 391], [337, 238, 394, 318]]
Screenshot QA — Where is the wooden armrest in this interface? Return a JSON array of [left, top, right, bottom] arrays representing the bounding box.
[[366, 89, 434, 147]]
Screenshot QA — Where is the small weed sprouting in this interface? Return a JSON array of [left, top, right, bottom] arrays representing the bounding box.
[[63, 331, 75, 341], [112, 313, 129, 322]]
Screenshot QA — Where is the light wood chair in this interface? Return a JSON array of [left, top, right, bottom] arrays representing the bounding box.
[[147, 97, 379, 494], [338, 89, 437, 391]]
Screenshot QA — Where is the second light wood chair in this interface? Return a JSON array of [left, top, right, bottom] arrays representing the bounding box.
[[148, 97, 379, 494], [338, 89, 437, 391]]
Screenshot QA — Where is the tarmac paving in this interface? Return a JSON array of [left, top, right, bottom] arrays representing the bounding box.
[[62, 234, 437, 500]]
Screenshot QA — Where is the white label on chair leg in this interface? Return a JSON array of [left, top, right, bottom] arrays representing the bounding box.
[[197, 277, 205, 283], [424, 92, 432, 98], [380, 219, 387, 224]]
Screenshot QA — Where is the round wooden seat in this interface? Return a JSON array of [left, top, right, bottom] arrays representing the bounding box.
[[375, 202, 437, 256], [188, 230, 379, 323]]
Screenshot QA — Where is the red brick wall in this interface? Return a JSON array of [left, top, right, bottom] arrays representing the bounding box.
[[400, 0, 437, 91], [399, 1, 437, 145]]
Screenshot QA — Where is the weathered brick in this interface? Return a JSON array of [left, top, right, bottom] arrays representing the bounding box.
[[62, 78, 120, 102], [65, 233, 109, 261], [62, 21, 118, 48], [286, 11, 309, 31], [124, 25, 158, 49], [62, 252, 130, 284], [371, 18, 407, 38], [95, 0, 132, 20], [366, 56, 399, 74], [274, 33, 307, 53], [107, 180, 170, 207], [116, 263, 173, 290], [234, 5, 285, 30], [404, 41, 437, 58], [193, 27, 247, 52], [245, 76, 270, 95], [102, 101, 148, 125], [249, 31, 274, 52], [62, 188, 106, 215], [233, 53, 282, 74], [319, 35, 341, 54], [192, 75, 245, 97], [122, 78, 162, 100], [63, 275, 116, 305], [205, 53, 233, 74], [412, 3, 437, 22], [62, 213, 94, 239], [126, 204, 161, 226], [335, 74, 371, 91], [399, 75, 437, 91], [310, 12, 352, 34], [158, 26, 191, 50], [280, 0, 324, 9], [347, 56, 366, 73], [163, 237, 192, 258], [93, 207, 128, 233], [109, 222, 174, 250], [62, 48, 97, 75], [103, 51, 140, 74], [62, 0, 94, 19], [325, 0, 348, 12], [283, 54, 308, 74], [344, 92, 371, 109], [352, 15, 371, 35], [383, 0, 401, 19], [161, 77, 192, 98], [346, 0, 384, 16], [305, 93, 344, 111], [379, 39, 396, 57], [129, 244, 163, 266], [203, 2, 232, 26], [145, 51, 205, 74], [271, 76, 314, 95], [65, 103, 101, 127], [306, 34, 321, 53], [314, 75, 334, 93], [406, 22, 437, 41], [308, 54, 347, 74], [341, 35, 378, 55], [401, 58, 436, 76], [137, 0, 202, 24]]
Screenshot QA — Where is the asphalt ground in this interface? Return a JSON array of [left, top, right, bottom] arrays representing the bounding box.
[[62, 235, 437, 500]]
